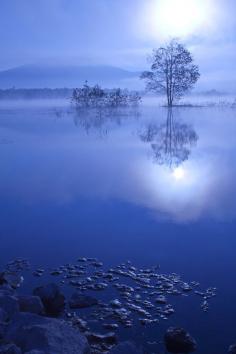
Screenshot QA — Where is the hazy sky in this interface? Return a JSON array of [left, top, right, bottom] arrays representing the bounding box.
[[0, 0, 236, 90]]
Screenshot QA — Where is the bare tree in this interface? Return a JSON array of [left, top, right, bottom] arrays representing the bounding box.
[[141, 40, 200, 106]]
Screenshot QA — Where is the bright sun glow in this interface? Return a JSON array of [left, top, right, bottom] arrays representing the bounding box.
[[143, 0, 213, 38], [173, 166, 185, 180]]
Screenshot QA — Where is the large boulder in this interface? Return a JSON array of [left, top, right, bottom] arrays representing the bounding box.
[[5, 312, 90, 354], [69, 293, 98, 309], [109, 341, 143, 353], [229, 344, 236, 354], [17, 296, 44, 315], [164, 327, 197, 353], [33, 283, 65, 316], [0, 295, 19, 320], [0, 344, 22, 354]]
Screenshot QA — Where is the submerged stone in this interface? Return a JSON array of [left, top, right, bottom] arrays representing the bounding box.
[[0, 322, 7, 340], [164, 327, 197, 353], [109, 341, 143, 354], [24, 351, 46, 354], [155, 295, 167, 304], [91, 262, 103, 268], [50, 270, 63, 276], [86, 331, 117, 345], [229, 344, 236, 354], [89, 283, 108, 291], [0, 308, 8, 322], [181, 283, 192, 292], [103, 323, 119, 330], [0, 272, 23, 290], [0, 344, 22, 354], [110, 299, 122, 308], [69, 293, 98, 309], [72, 317, 89, 332]]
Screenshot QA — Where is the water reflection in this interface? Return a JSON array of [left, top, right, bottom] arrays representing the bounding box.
[[1, 102, 236, 222], [72, 106, 140, 137], [140, 108, 198, 168]]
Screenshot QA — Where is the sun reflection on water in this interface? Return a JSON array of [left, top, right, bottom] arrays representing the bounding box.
[[172, 166, 185, 180]]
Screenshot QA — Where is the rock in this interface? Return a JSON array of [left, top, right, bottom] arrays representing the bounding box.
[[0, 273, 23, 290], [123, 320, 133, 328], [139, 318, 153, 325], [33, 283, 65, 316], [50, 270, 63, 276], [86, 332, 117, 345], [0, 322, 7, 339], [109, 341, 143, 354], [103, 323, 119, 330], [0, 259, 216, 353], [17, 295, 44, 315], [0, 295, 19, 320], [155, 295, 167, 304], [229, 344, 236, 354], [90, 283, 107, 291], [0, 308, 8, 322], [5, 259, 29, 273], [91, 262, 103, 268], [0, 344, 22, 354], [164, 327, 197, 353], [181, 283, 192, 292], [32, 270, 44, 278], [5, 312, 90, 354], [69, 293, 98, 309], [0, 273, 7, 286], [25, 351, 46, 354], [201, 300, 209, 312], [72, 317, 89, 332], [110, 300, 122, 308], [0, 284, 15, 296], [113, 307, 130, 321]]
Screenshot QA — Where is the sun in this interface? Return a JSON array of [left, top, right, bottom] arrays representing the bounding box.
[[142, 0, 212, 38]]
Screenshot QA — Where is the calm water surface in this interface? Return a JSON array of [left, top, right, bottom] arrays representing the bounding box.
[[0, 99, 236, 353]]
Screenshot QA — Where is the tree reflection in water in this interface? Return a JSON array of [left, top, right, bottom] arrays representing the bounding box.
[[72, 106, 140, 138], [140, 108, 198, 168]]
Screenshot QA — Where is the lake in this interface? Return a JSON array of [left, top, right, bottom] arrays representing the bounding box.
[[0, 98, 236, 353]]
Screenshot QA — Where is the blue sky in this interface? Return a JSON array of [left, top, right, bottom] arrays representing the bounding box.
[[0, 0, 236, 90]]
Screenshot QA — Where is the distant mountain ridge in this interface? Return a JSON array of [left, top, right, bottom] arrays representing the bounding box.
[[0, 64, 140, 89]]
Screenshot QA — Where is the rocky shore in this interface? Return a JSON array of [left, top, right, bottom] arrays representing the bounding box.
[[0, 257, 234, 353]]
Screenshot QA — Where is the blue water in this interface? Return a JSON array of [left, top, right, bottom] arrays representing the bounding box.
[[0, 99, 236, 353]]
